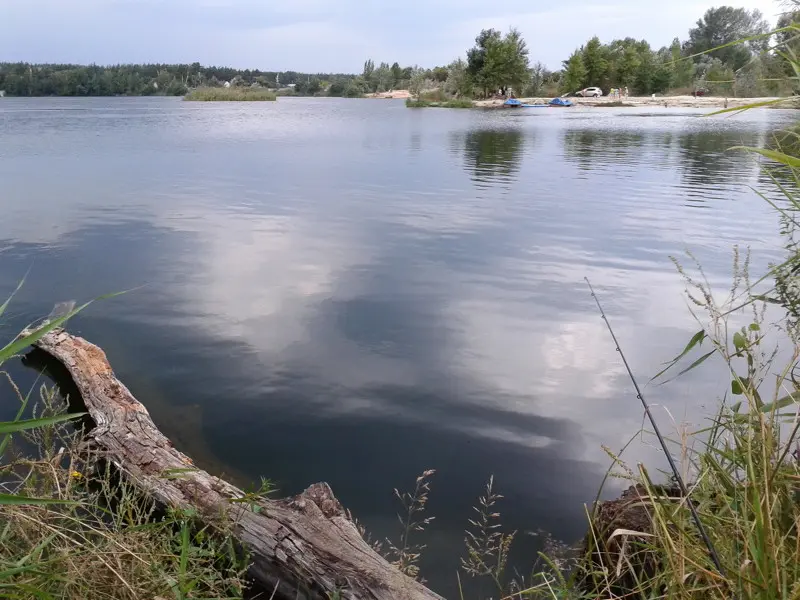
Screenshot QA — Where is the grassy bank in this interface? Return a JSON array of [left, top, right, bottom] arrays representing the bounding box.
[[0, 390, 248, 599], [0, 301, 248, 599], [184, 87, 277, 101], [405, 98, 473, 108]]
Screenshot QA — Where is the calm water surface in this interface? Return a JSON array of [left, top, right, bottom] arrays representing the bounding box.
[[0, 97, 795, 594]]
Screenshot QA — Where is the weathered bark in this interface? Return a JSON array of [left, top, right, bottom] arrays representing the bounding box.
[[31, 329, 443, 600]]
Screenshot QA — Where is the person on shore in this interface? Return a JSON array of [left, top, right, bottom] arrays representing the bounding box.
[[624, 86, 629, 98]]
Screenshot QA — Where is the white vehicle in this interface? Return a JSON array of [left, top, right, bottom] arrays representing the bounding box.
[[577, 87, 603, 97]]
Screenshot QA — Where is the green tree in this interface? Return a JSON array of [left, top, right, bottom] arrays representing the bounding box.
[[686, 7, 769, 71], [776, 10, 800, 77], [467, 29, 502, 96], [670, 38, 696, 88], [561, 50, 587, 93], [431, 66, 449, 82], [445, 58, 472, 98], [390, 62, 403, 87], [467, 28, 529, 96], [651, 48, 675, 93], [614, 44, 641, 87], [582, 36, 609, 87], [166, 79, 188, 96], [695, 57, 735, 95], [363, 59, 375, 81], [328, 81, 345, 96], [633, 46, 655, 94], [344, 76, 368, 97], [734, 57, 762, 96], [408, 67, 427, 100], [526, 61, 547, 96]]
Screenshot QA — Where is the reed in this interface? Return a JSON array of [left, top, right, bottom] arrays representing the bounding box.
[[184, 87, 277, 101]]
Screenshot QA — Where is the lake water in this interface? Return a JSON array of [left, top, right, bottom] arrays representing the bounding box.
[[0, 97, 796, 595]]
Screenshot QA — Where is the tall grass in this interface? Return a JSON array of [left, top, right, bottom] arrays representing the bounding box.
[[563, 247, 800, 599], [0, 385, 248, 599], [0, 291, 248, 599], [184, 87, 277, 101]]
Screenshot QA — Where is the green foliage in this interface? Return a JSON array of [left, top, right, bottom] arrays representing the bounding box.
[[466, 28, 530, 97], [431, 66, 449, 82], [408, 67, 428, 100], [525, 61, 548, 96], [467, 28, 501, 94], [686, 6, 769, 70], [614, 43, 642, 88], [350, 58, 418, 94], [343, 77, 368, 98], [561, 51, 587, 94], [0, 286, 245, 598], [391, 62, 404, 88], [327, 81, 346, 97], [582, 36, 609, 87], [0, 63, 357, 97], [362, 59, 375, 81], [555, 5, 796, 98], [294, 77, 323, 96], [445, 59, 473, 98], [0, 387, 247, 599], [776, 11, 800, 78], [633, 44, 656, 94], [670, 38, 696, 89], [561, 36, 678, 95], [183, 87, 277, 101], [695, 57, 736, 96]]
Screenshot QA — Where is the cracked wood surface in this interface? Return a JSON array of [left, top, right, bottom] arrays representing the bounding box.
[[32, 329, 443, 600]]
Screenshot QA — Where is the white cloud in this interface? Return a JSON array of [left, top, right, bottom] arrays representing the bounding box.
[[0, 0, 783, 71]]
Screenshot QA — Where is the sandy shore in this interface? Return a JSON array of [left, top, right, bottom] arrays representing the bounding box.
[[365, 90, 412, 99], [473, 95, 783, 108], [366, 90, 785, 108]]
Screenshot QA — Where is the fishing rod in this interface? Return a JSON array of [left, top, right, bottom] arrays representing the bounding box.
[[585, 277, 727, 580]]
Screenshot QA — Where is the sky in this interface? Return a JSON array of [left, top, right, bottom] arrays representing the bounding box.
[[0, 0, 784, 72]]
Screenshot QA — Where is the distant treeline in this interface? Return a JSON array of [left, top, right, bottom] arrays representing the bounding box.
[[0, 63, 360, 97]]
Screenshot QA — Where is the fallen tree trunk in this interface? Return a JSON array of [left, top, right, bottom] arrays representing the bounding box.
[[31, 329, 443, 600]]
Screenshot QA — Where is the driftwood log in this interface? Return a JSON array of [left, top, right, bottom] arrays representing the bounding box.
[[30, 329, 443, 600]]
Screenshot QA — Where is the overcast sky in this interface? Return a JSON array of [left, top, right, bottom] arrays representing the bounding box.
[[0, 0, 783, 72]]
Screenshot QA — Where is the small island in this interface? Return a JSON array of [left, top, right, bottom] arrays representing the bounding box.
[[184, 87, 277, 101]]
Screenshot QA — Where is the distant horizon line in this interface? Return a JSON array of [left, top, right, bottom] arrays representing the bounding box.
[[0, 60, 368, 75]]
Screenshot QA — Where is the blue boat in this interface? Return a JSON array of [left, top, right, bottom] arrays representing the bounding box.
[[505, 97, 572, 108], [503, 98, 549, 108]]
